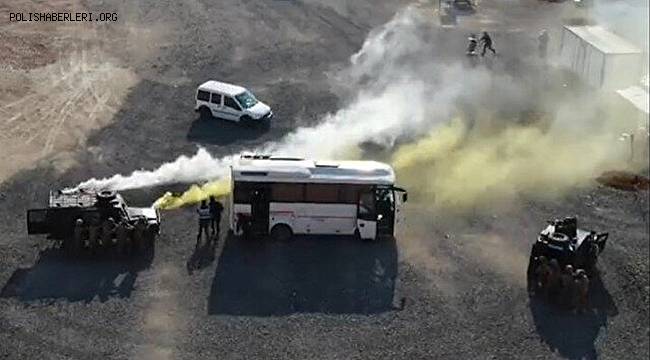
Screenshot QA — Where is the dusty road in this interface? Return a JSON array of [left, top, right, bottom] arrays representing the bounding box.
[[1, 1, 648, 359]]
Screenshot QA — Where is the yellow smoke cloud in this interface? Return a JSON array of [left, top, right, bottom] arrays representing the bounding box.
[[392, 118, 626, 210], [154, 178, 231, 210]]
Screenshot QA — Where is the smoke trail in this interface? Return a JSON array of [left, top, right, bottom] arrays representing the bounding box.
[[76, 148, 231, 191], [153, 179, 230, 210], [591, 0, 649, 50]]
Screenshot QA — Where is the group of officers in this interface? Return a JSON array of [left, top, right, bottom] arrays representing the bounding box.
[[466, 31, 497, 57], [71, 216, 150, 256], [466, 29, 550, 59], [196, 196, 224, 245], [530, 255, 591, 312]]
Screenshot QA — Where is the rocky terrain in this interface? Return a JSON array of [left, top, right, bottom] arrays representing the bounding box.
[[0, 1, 648, 359]]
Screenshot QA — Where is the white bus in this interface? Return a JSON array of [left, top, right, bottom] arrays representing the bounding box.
[[229, 154, 407, 241]]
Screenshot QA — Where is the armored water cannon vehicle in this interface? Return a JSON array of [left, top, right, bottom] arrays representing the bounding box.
[[27, 189, 160, 254], [529, 216, 608, 274], [451, 0, 475, 12]]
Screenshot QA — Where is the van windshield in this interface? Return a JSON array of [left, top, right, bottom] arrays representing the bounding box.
[[235, 91, 258, 109]]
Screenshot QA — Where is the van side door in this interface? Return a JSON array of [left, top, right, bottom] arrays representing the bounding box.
[[209, 93, 223, 119], [223, 96, 243, 121]]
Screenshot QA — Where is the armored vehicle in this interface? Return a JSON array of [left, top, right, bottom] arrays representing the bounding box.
[[528, 216, 608, 275], [452, 0, 475, 12], [27, 189, 160, 254], [439, 1, 456, 25]]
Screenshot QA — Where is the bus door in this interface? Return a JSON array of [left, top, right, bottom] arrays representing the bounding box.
[[375, 186, 395, 237], [250, 188, 270, 236], [357, 189, 377, 240]]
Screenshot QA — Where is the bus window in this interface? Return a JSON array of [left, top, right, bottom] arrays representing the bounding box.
[[338, 185, 361, 204], [305, 184, 339, 203], [271, 183, 304, 202], [234, 182, 265, 203], [234, 184, 251, 203], [375, 188, 395, 210]]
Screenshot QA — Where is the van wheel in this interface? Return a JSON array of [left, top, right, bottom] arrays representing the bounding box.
[[199, 107, 212, 120], [270, 224, 293, 241], [240, 115, 253, 126]]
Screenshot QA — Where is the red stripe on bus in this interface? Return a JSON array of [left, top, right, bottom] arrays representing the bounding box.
[[296, 215, 355, 219], [255, 212, 355, 220]]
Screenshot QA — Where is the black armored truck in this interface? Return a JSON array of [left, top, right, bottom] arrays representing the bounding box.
[[27, 189, 161, 255], [528, 216, 608, 276]]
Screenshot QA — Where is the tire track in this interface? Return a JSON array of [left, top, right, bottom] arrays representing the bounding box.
[[133, 262, 187, 360]]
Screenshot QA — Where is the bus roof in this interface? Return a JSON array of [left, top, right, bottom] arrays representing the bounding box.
[[232, 156, 396, 185]]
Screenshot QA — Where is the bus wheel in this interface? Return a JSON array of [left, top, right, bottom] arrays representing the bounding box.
[[270, 224, 293, 242], [355, 229, 373, 242]]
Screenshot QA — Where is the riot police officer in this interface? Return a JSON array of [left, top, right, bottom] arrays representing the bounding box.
[[72, 218, 85, 254]]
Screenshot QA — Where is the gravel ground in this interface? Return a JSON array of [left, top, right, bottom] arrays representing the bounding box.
[[1, 1, 648, 359]]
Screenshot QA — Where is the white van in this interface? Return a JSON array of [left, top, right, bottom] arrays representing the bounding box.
[[195, 81, 273, 125]]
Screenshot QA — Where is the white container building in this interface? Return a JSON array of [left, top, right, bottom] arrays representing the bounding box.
[[559, 25, 643, 91]]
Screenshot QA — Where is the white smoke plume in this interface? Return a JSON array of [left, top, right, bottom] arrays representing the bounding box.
[[76, 6, 470, 191], [590, 0, 649, 79], [591, 0, 649, 50], [77, 148, 231, 190]]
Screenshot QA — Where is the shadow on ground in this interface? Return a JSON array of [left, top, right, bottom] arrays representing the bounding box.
[[529, 273, 618, 360], [208, 234, 398, 316], [186, 116, 268, 146], [187, 238, 218, 275], [0, 246, 153, 303]]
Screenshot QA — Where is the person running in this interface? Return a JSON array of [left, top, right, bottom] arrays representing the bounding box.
[[538, 29, 549, 59], [480, 31, 496, 56], [208, 196, 224, 238], [560, 265, 576, 310], [133, 218, 148, 254], [547, 258, 561, 303], [534, 256, 551, 297], [197, 200, 212, 245], [72, 218, 85, 254], [467, 33, 478, 56], [101, 217, 116, 250], [115, 220, 133, 257], [575, 269, 590, 313], [88, 218, 100, 255]]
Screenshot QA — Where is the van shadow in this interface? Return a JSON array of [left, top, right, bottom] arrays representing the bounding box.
[[208, 234, 398, 316], [186, 116, 267, 146], [529, 273, 618, 360], [0, 247, 153, 303]]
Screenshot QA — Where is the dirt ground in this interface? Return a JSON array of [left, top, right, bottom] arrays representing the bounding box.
[[0, 1, 648, 359]]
